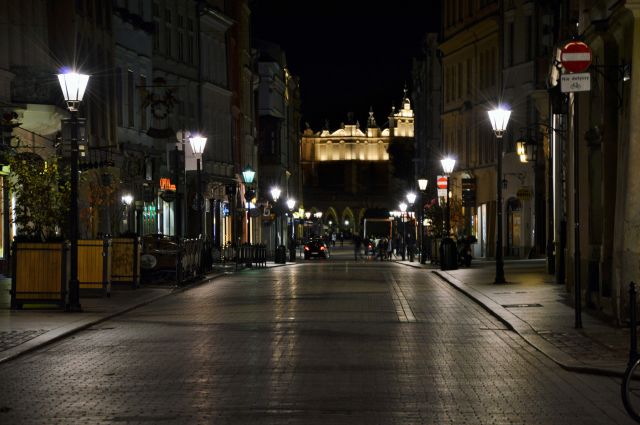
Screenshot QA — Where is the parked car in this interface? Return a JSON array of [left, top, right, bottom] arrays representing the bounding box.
[[303, 239, 330, 260]]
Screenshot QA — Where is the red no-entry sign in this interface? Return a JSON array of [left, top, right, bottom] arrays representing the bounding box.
[[437, 176, 448, 189], [561, 41, 592, 73]]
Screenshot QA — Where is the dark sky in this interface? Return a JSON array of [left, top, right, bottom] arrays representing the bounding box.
[[250, 1, 441, 131]]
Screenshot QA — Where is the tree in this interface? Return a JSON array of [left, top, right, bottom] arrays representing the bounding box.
[[9, 153, 70, 241]]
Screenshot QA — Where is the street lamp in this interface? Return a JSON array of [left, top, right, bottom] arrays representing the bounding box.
[[440, 157, 456, 236], [440, 157, 457, 271], [286, 198, 296, 261], [58, 70, 90, 312], [189, 134, 207, 238], [270, 186, 281, 261], [242, 164, 256, 244], [122, 194, 133, 233], [488, 106, 512, 284], [417, 178, 428, 264], [399, 202, 407, 261], [406, 192, 416, 261]]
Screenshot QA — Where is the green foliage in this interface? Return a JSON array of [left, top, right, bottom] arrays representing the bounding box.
[[9, 153, 70, 241]]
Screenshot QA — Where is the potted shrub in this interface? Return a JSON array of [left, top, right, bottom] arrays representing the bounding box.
[[9, 152, 70, 308]]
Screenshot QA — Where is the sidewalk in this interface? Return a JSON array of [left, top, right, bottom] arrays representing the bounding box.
[[397, 257, 631, 376], [0, 261, 287, 364]]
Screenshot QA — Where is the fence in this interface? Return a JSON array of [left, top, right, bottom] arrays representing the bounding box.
[[220, 244, 267, 270]]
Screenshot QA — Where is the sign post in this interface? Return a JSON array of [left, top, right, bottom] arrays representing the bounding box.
[[437, 175, 448, 199], [560, 40, 591, 329]]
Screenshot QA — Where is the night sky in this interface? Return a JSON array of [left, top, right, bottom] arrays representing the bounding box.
[[251, 1, 441, 131]]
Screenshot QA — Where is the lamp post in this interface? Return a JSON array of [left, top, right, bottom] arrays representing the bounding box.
[[270, 186, 281, 261], [440, 157, 456, 271], [418, 178, 428, 264], [286, 198, 296, 261], [189, 134, 207, 238], [399, 202, 407, 261], [314, 212, 323, 238], [440, 157, 456, 236], [406, 192, 417, 262], [242, 165, 256, 244], [122, 194, 133, 233], [488, 106, 512, 284], [58, 70, 90, 312]]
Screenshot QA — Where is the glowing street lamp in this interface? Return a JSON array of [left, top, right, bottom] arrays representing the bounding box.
[[440, 157, 456, 236], [189, 134, 207, 238], [488, 106, 512, 284], [242, 165, 256, 244], [417, 178, 428, 263], [58, 69, 90, 312], [270, 186, 282, 261]]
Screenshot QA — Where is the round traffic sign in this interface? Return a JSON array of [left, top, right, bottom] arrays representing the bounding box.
[[437, 176, 448, 189], [561, 41, 592, 73]]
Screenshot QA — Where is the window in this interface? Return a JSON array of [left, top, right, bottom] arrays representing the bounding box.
[[187, 33, 194, 64], [127, 70, 134, 128], [153, 21, 160, 51], [165, 24, 171, 56], [507, 22, 514, 66], [466, 59, 472, 95], [115, 68, 123, 126], [187, 19, 194, 64], [457, 63, 463, 99], [140, 75, 147, 130], [178, 31, 184, 61], [525, 15, 533, 61]]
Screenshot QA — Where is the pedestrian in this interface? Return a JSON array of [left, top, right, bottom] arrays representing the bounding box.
[[331, 232, 337, 247], [387, 237, 393, 260], [353, 234, 362, 261]]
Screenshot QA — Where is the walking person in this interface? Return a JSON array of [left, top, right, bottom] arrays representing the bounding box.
[[353, 234, 362, 261]]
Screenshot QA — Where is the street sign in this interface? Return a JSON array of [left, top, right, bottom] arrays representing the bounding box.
[[437, 176, 448, 189], [561, 41, 592, 73], [560, 73, 591, 93]]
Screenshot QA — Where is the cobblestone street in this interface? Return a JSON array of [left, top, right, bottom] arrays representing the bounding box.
[[0, 258, 633, 424]]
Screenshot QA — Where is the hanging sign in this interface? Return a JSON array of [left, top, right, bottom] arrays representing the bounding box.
[[159, 177, 176, 191]]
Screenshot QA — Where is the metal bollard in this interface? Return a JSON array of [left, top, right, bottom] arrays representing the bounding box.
[[630, 281, 638, 366]]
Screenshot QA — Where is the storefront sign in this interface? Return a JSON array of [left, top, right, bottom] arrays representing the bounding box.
[[159, 177, 176, 191]]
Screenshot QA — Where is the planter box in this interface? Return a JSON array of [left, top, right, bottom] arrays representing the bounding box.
[[78, 239, 111, 296], [111, 237, 141, 289], [11, 242, 69, 309]]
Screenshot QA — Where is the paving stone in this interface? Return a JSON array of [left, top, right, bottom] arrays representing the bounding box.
[[0, 259, 635, 424]]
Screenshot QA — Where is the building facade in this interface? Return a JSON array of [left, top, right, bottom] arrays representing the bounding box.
[[300, 94, 414, 237]]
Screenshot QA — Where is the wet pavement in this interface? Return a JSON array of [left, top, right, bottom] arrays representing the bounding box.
[[0, 246, 634, 424]]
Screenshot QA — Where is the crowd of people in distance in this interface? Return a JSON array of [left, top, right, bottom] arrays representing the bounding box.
[[352, 234, 396, 261]]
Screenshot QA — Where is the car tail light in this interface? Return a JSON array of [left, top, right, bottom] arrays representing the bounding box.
[[320, 246, 325, 251], [304, 246, 309, 251]]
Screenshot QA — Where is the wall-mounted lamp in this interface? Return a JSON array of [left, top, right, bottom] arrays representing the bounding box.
[[515, 137, 537, 163]]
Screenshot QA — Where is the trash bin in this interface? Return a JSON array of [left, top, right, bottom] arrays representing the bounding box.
[[440, 237, 458, 271], [275, 245, 286, 264]]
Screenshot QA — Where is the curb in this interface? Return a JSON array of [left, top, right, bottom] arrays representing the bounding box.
[[393, 260, 625, 377], [431, 270, 625, 377], [0, 271, 229, 365]]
